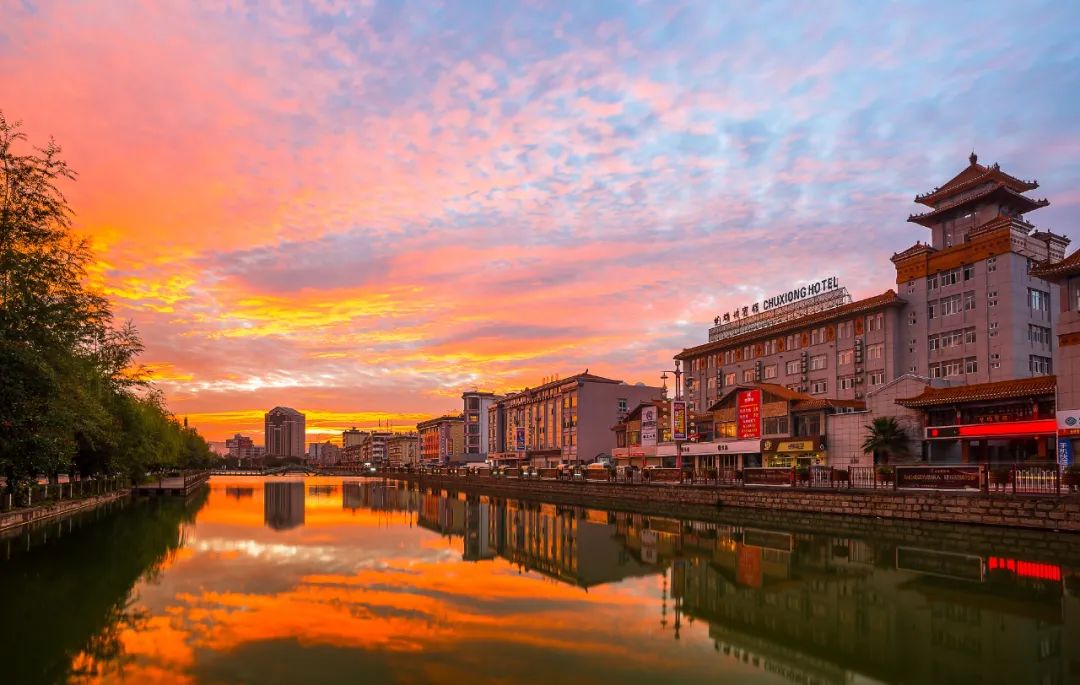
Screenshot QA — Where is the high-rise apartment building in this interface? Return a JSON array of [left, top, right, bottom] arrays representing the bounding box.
[[264, 406, 306, 458]]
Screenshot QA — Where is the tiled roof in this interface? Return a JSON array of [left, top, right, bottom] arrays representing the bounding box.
[[1030, 249, 1080, 281], [676, 291, 904, 360], [706, 383, 813, 411], [908, 184, 1048, 226], [895, 376, 1056, 408], [915, 157, 1038, 207]]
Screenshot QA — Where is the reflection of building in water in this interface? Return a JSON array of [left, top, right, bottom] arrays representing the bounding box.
[[224, 487, 254, 500], [263, 482, 305, 530], [342, 481, 417, 513], [307, 484, 337, 497], [418, 492, 467, 537], [673, 528, 1070, 685], [463, 498, 494, 561]]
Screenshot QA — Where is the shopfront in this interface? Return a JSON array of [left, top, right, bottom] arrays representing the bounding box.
[[657, 439, 762, 471], [760, 437, 827, 467]]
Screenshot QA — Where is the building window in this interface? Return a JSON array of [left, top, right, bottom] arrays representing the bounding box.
[[811, 327, 826, 345], [1029, 288, 1050, 312], [943, 360, 962, 377], [838, 350, 853, 365], [869, 371, 884, 386], [988, 290, 998, 307], [742, 368, 755, 383], [763, 364, 778, 380], [942, 269, 960, 286], [809, 354, 827, 371], [810, 380, 827, 395], [716, 421, 737, 438], [763, 416, 788, 435], [1030, 355, 1053, 375], [927, 274, 939, 290], [908, 311, 917, 326], [929, 363, 942, 379], [963, 264, 975, 281], [866, 343, 884, 360], [617, 398, 628, 414], [724, 372, 736, 386], [965, 358, 978, 374], [941, 294, 962, 316], [786, 334, 800, 350], [987, 257, 997, 273], [964, 328, 976, 345], [927, 302, 936, 320], [867, 313, 884, 332], [785, 360, 800, 375], [794, 414, 821, 437], [963, 291, 975, 311], [928, 335, 939, 352], [989, 322, 998, 337], [990, 353, 1001, 369], [839, 376, 855, 390], [908, 280, 916, 294], [1029, 325, 1052, 346], [837, 321, 853, 338]]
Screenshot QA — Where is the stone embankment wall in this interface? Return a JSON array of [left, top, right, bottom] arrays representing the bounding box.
[[0, 490, 130, 533], [393, 474, 1080, 533]]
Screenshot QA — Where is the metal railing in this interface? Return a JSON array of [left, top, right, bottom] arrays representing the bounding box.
[[0, 476, 126, 513], [382, 462, 1079, 498]]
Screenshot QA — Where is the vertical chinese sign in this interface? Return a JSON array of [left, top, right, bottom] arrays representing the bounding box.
[[737, 389, 762, 439], [671, 401, 687, 441], [641, 405, 658, 447]]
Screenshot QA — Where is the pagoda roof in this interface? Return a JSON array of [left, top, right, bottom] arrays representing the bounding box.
[[676, 290, 904, 360], [890, 241, 937, 263], [915, 153, 1038, 207], [1030, 249, 1080, 282], [908, 184, 1049, 227], [895, 375, 1055, 408]]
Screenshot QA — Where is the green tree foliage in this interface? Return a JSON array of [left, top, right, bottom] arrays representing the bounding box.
[[861, 416, 909, 465], [0, 112, 214, 501]]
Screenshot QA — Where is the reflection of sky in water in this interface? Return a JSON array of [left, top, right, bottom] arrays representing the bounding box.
[[63, 477, 1080, 685]]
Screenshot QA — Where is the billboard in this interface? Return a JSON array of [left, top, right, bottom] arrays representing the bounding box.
[[514, 426, 526, 452], [736, 389, 762, 439], [896, 466, 981, 491], [671, 401, 687, 441], [641, 406, 658, 446]]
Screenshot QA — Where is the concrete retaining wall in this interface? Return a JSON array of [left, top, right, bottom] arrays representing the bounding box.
[[0, 490, 130, 533], [393, 474, 1080, 533]]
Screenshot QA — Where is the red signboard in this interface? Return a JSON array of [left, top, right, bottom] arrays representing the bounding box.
[[737, 389, 762, 439]]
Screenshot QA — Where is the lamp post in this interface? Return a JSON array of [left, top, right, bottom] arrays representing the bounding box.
[[661, 361, 685, 471]]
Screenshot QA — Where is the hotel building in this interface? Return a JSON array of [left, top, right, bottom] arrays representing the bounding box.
[[673, 154, 1072, 466], [264, 406, 306, 458], [487, 372, 663, 467]]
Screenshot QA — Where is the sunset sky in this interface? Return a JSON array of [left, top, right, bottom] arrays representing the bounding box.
[[5, 1, 1080, 443]]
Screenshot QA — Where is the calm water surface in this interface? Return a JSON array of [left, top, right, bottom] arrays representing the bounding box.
[[3, 476, 1079, 684]]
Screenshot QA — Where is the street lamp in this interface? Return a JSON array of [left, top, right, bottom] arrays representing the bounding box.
[[661, 361, 685, 471]]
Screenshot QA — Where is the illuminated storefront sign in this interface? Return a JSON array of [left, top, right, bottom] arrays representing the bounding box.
[[736, 389, 762, 439], [658, 440, 760, 457], [925, 419, 1056, 439], [987, 557, 1062, 581], [762, 438, 824, 453]]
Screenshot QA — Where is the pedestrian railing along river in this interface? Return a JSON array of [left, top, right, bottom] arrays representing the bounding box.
[[0, 476, 126, 513], [384, 461, 1076, 497]]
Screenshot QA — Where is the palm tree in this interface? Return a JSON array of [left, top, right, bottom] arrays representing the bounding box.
[[862, 417, 908, 465]]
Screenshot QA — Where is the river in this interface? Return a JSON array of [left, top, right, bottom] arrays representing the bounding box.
[[1, 476, 1078, 684]]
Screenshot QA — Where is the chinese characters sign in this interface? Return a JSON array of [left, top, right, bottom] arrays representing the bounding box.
[[641, 406, 658, 446], [671, 401, 687, 441], [737, 389, 762, 439]]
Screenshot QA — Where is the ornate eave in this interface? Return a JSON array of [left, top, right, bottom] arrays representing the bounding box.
[[915, 154, 1038, 207], [908, 185, 1049, 227]]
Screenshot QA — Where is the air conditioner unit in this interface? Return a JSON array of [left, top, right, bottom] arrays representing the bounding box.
[[855, 377, 864, 384], [854, 392, 864, 399], [856, 366, 864, 373]]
